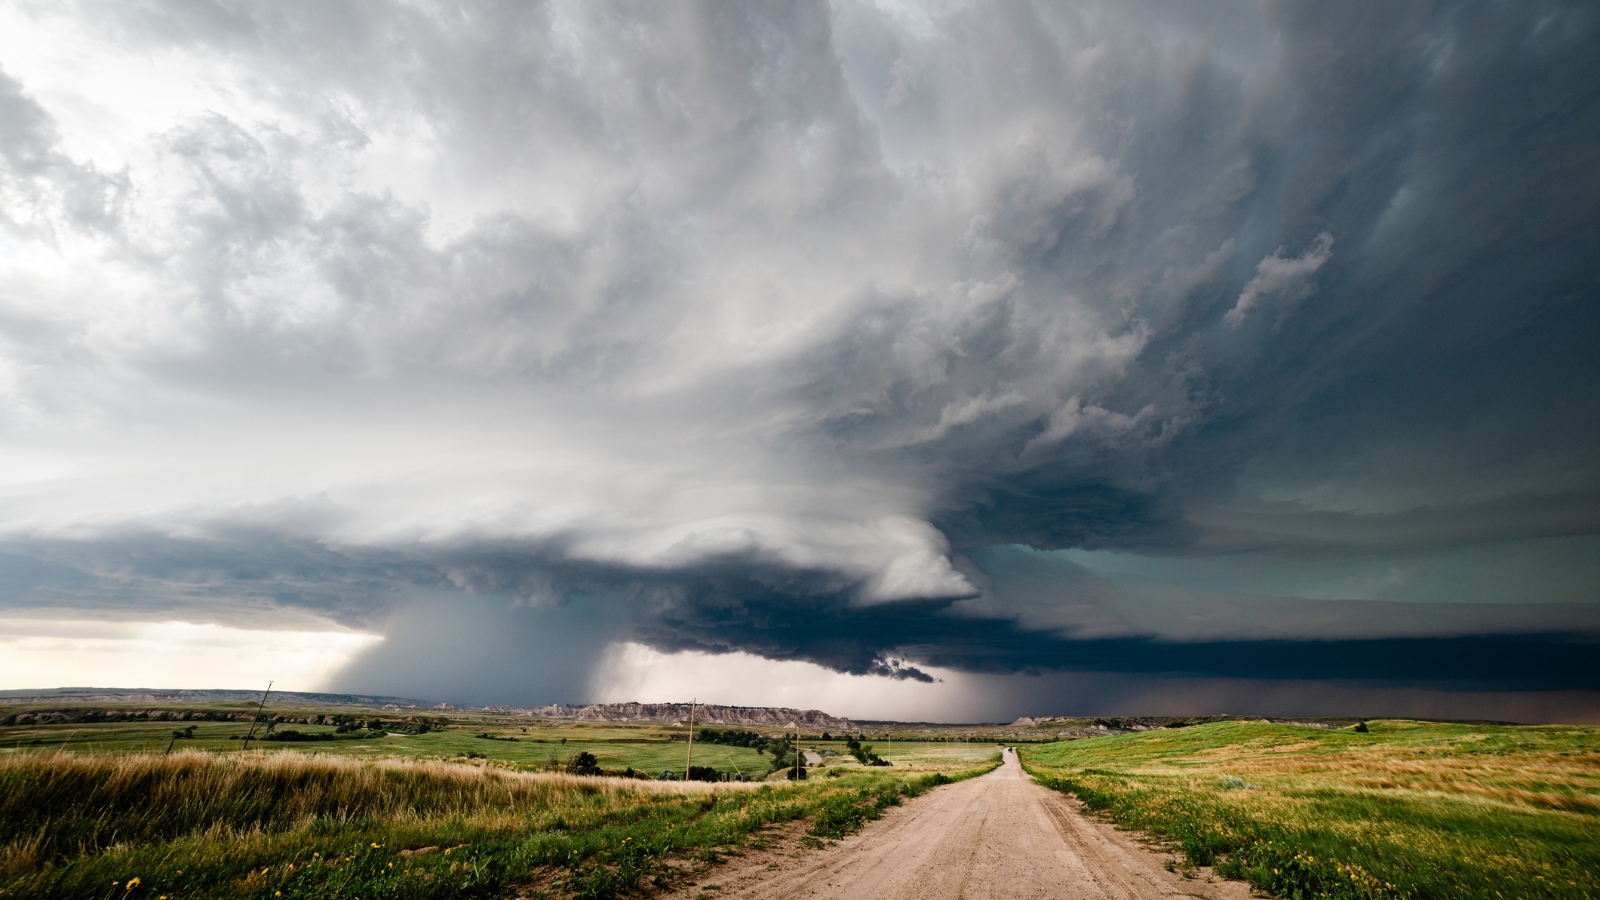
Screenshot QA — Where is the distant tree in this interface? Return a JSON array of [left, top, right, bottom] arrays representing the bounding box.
[[565, 751, 601, 776], [768, 749, 791, 773]]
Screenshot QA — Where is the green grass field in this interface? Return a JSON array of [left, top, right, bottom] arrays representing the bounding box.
[[1, 711, 764, 776], [1021, 719, 1600, 900], [0, 704, 998, 780], [0, 703, 1001, 900]]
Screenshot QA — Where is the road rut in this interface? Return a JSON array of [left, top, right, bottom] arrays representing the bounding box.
[[684, 748, 1250, 900]]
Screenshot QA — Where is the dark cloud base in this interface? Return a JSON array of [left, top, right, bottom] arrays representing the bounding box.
[[4, 532, 1597, 707], [639, 588, 1599, 693]]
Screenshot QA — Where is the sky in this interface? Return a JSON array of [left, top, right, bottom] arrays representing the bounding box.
[[0, 0, 1596, 723]]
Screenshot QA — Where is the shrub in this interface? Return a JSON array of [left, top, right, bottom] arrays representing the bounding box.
[[564, 751, 601, 776]]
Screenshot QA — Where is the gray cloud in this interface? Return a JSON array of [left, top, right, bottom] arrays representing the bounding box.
[[0, 0, 1595, 714], [1224, 231, 1333, 328]]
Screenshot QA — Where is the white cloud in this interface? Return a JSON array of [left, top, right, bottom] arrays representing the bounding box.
[[589, 641, 969, 722], [0, 617, 381, 692], [0, 2, 1164, 610]]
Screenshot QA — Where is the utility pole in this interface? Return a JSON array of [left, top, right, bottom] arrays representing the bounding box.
[[686, 698, 696, 778], [795, 720, 801, 781], [241, 680, 274, 751]]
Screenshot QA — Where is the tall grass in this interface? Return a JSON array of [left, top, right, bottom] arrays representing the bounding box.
[[0, 749, 738, 874], [0, 749, 995, 900]]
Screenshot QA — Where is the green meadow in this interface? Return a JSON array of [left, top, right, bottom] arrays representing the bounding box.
[[1, 708, 755, 776], [1021, 719, 1600, 900], [0, 702, 1000, 900], [0, 704, 997, 779]]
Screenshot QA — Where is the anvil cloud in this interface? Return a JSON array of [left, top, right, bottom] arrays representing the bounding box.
[[0, 0, 1596, 719]]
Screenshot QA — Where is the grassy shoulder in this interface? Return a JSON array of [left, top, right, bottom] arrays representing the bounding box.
[[0, 748, 999, 900], [1020, 719, 1600, 900]]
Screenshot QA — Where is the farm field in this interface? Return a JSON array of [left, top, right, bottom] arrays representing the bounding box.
[[1022, 719, 1600, 900], [2, 716, 776, 778], [0, 706, 1000, 779]]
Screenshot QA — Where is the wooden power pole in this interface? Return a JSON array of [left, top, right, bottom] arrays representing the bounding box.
[[685, 698, 696, 778], [241, 680, 274, 751]]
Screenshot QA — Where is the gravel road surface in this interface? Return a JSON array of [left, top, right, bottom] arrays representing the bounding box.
[[688, 748, 1251, 900]]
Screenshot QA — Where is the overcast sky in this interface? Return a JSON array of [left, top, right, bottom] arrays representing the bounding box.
[[1, 0, 1596, 722]]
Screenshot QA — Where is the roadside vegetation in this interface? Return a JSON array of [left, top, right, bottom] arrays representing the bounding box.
[[1022, 719, 1600, 900], [0, 709, 1000, 900]]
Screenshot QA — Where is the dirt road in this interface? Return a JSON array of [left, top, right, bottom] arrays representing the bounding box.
[[686, 748, 1249, 900]]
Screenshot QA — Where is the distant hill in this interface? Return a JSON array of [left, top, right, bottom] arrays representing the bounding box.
[[1002, 714, 1505, 737], [484, 702, 854, 729], [0, 688, 421, 707], [0, 690, 855, 729]]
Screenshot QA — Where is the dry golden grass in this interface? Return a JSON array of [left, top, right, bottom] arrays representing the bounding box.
[[0, 748, 757, 880], [1024, 720, 1600, 900], [1125, 740, 1600, 815], [5, 746, 750, 809]]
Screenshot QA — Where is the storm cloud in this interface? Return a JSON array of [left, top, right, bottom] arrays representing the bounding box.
[[0, 1, 1595, 717]]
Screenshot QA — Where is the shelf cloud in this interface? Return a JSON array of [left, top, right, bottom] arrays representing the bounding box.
[[0, 1, 1595, 719]]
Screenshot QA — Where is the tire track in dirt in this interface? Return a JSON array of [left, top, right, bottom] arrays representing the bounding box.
[[674, 748, 1251, 900]]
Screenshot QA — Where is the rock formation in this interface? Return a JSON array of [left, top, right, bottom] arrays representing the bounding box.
[[482, 702, 853, 729]]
